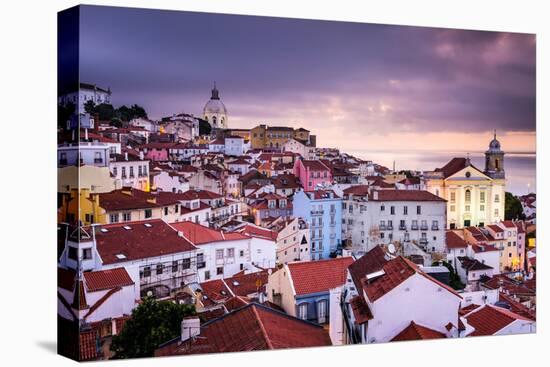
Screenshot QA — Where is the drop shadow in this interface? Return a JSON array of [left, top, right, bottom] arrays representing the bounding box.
[[36, 340, 57, 354]]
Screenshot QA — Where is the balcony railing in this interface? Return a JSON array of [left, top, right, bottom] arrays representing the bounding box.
[[420, 225, 428, 231], [94, 158, 104, 164], [197, 261, 206, 269], [411, 224, 419, 230], [399, 225, 407, 231], [387, 225, 394, 231], [311, 210, 324, 216], [379, 225, 386, 231], [419, 238, 428, 245], [431, 225, 439, 231]]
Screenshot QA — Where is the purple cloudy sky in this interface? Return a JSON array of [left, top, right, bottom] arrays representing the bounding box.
[[78, 5, 536, 153]]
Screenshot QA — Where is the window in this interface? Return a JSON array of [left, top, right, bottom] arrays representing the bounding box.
[[465, 189, 471, 202], [417, 205, 421, 215], [480, 205, 485, 211], [381, 205, 385, 212], [129, 166, 134, 178], [138, 166, 142, 177], [83, 248, 92, 260], [450, 192, 456, 202], [390, 206, 395, 215], [156, 264, 163, 275], [143, 266, 151, 277], [495, 194, 500, 203], [205, 270, 211, 280], [144, 209, 152, 218], [239, 250, 245, 257], [110, 213, 119, 223], [450, 205, 455, 212], [216, 249, 224, 260], [480, 191, 486, 203], [298, 303, 308, 320], [182, 258, 191, 270], [403, 206, 408, 215], [68, 247, 78, 260], [317, 300, 328, 324], [122, 212, 131, 221], [121, 167, 126, 178], [227, 248, 235, 258], [113, 167, 118, 176], [164, 207, 169, 216], [172, 261, 179, 272], [217, 267, 223, 275]]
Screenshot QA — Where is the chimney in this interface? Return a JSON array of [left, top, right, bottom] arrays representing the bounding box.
[[125, 152, 128, 161], [181, 317, 200, 342], [139, 150, 144, 160]]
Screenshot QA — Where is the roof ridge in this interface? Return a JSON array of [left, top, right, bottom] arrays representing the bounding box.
[[250, 304, 274, 350]]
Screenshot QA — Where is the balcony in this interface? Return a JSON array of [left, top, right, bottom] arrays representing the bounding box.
[[379, 224, 386, 231], [420, 225, 428, 231], [411, 224, 419, 230], [94, 158, 104, 164], [419, 238, 428, 245], [399, 225, 407, 231], [311, 210, 324, 216], [387, 225, 394, 231], [197, 261, 206, 269], [431, 225, 440, 231]]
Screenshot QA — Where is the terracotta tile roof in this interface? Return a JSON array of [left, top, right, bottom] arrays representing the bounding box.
[[435, 157, 485, 179], [225, 270, 270, 297], [349, 295, 372, 324], [94, 219, 197, 264], [79, 329, 100, 361], [288, 257, 354, 295], [348, 246, 387, 291], [471, 243, 499, 253], [459, 303, 481, 316], [83, 268, 134, 292], [499, 292, 536, 321], [501, 220, 517, 228], [199, 279, 233, 307], [155, 303, 331, 356], [391, 321, 446, 341], [301, 159, 331, 171], [72, 280, 89, 310], [170, 221, 248, 245], [343, 185, 370, 197], [467, 226, 490, 241], [360, 255, 461, 302], [446, 231, 468, 249], [93, 189, 162, 211], [457, 256, 493, 271], [487, 224, 504, 233], [370, 189, 446, 202], [235, 225, 278, 241], [465, 304, 532, 336], [223, 296, 251, 312], [482, 275, 536, 297]]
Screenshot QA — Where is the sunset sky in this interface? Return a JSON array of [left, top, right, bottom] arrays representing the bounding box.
[[75, 5, 536, 155]]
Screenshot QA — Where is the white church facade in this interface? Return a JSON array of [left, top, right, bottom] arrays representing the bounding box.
[[423, 133, 506, 229], [203, 84, 228, 130]]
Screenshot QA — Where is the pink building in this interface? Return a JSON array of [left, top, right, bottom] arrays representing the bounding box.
[[293, 159, 332, 191], [139, 142, 172, 161]]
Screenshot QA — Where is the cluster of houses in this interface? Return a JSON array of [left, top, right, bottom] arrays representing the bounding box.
[[57, 85, 536, 361]]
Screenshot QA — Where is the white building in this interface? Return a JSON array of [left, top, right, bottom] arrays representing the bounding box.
[[170, 221, 276, 282], [58, 142, 110, 168], [151, 170, 190, 193], [268, 217, 311, 263], [58, 82, 112, 113], [225, 136, 250, 156], [109, 153, 150, 191], [342, 246, 462, 344], [282, 138, 315, 160], [342, 187, 447, 256], [203, 85, 228, 130]]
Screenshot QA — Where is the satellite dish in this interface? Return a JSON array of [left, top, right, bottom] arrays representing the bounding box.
[[388, 244, 396, 255]]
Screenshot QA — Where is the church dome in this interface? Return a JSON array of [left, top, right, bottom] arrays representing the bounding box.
[[488, 131, 501, 152], [203, 86, 227, 115]]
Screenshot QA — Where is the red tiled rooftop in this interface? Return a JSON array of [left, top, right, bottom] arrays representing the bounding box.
[[391, 321, 446, 341], [199, 279, 233, 307], [236, 225, 278, 241], [170, 221, 248, 245], [155, 303, 331, 356], [94, 219, 197, 264], [288, 257, 354, 295], [83, 268, 134, 292], [225, 270, 270, 297], [465, 304, 532, 336], [370, 189, 446, 202], [446, 231, 468, 249], [349, 295, 372, 324]]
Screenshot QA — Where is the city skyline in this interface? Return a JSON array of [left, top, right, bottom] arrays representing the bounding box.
[[75, 6, 536, 154]]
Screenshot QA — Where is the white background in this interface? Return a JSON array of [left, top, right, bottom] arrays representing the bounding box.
[[0, 0, 547, 365]]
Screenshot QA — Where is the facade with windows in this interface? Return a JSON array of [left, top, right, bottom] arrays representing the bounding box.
[[342, 189, 447, 256], [423, 134, 506, 229], [58, 82, 112, 113], [109, 154, 150, 191], [292, 190, 343, 260]]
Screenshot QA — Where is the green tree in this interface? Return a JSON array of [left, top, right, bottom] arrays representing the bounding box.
[[110, 117, 123, 128], [94, 103, 116, 121], [83, 100, 96, 114], [110, 297, 196, 359], [199, 118, 212, 135], [434, 260, 465, 290], [505, 192, 525, 220], [129, 104, 148, 119]]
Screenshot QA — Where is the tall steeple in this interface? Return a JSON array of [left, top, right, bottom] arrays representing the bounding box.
[[484, 130, 505, 179], [211, 82, 220, 100]]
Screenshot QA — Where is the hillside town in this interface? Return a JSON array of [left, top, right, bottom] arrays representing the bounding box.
[[57, 84, 537, 360]]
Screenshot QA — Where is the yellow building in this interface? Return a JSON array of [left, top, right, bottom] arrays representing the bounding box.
[[424, 134, 506, 229], [251, 124, 311, 150]]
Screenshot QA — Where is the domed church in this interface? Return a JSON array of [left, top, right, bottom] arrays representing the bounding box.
[[203, 83, 228, 130]]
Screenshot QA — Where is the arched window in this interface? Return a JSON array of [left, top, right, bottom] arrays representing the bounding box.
[[221, 117, 225, 126], [212, 116, 217, 126], [495, 159, 500, 170], [465, 189, 471, 202]]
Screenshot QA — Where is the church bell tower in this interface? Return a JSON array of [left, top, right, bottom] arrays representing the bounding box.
[[484, 130, 505, 179]]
